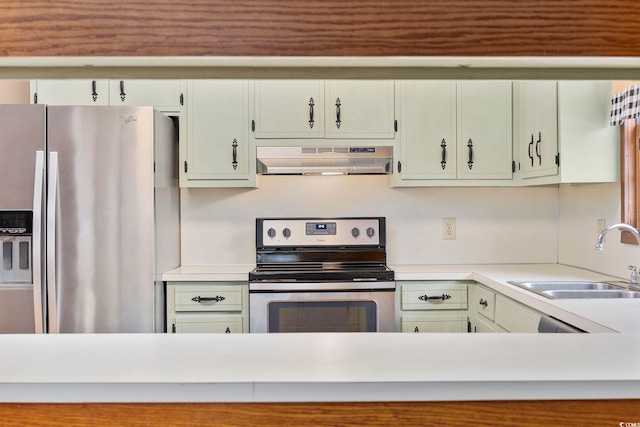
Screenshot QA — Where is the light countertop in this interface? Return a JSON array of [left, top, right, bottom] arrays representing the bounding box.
[[2, 263, 639, 403]]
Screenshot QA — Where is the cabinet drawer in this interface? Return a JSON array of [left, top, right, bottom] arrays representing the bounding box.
[[495, 295, 541, 333], [401, 283, 468, 311], [402, 315, 468, 333], [475, 285, 496, 321], [173, 314, 243, 333], [173, 285, 243, 312]]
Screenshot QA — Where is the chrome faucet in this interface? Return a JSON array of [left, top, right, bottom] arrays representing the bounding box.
[[595, 223, 640, 290]]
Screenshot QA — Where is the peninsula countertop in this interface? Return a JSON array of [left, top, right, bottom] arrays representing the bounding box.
[[1, 263, 638, 403]]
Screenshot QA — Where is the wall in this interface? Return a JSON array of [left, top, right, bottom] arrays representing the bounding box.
[[0, 80, 29, 103], [180, 175, 558, 266], [558, 182, 640, 279]]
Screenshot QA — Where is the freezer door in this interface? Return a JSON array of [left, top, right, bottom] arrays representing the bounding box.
[[0, 105, 46, 334], [0, 105, 45, 210], [47, 106, 159, 333]]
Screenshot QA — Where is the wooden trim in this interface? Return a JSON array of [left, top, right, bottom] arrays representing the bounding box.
[[0, 400, 639, 426], [1, 1, 640, 57], [620, 119, 639, 244]]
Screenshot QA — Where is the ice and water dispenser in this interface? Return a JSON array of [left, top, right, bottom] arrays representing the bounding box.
[[0, 210, 32, 285]]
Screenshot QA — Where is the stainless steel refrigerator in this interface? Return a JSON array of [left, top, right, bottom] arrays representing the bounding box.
[[0, 104, 180, 333]]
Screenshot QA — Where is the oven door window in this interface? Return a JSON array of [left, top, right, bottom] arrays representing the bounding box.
[[268, 300, 377, 333]]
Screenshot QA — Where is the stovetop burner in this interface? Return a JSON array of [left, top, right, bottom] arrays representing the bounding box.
[[250, 217, 394, 285]]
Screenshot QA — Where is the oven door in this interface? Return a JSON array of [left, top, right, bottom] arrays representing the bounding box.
[[249, 289, 396, 333]]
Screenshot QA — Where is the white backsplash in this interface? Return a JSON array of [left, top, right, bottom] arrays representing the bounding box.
[[180, 175, 558, 266], [558, 182, 640, 280]]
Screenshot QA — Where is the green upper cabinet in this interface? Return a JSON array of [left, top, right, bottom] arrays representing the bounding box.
[[182, 80, 255, 188], [253, 80, 395, 141], [396, 80, 457, 180], [31, 80, 110, 105], [31, 80, 184, 112], [456, 81, 513, 180], [324, 80, 395, 139], [556, 81, 619, 184], [513, 81, 559, 180], [108, 80, 184, 113], [513, 81, 619, 185], [254, 80, 325, 139], [394, 81, 513, 186]]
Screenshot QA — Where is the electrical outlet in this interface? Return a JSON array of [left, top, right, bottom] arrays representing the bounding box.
[[597, 219, 606, 238], [442, 218, 456, 240]]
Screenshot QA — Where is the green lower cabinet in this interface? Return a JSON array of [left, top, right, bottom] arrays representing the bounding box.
[[399, 281, 471, 333], [166, 282, 249, 333], [399, 281, 545, 333], [172, 313, 243, 333], [470, 284, 542, 333], [402, 315, 469, 333]]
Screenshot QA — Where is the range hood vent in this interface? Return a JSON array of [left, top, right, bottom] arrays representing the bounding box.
[[257, 146, 393, 175]]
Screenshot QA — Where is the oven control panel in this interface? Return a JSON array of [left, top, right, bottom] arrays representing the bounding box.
[[258, 217, 385, 247]]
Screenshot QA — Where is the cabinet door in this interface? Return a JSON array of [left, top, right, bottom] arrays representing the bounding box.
[[398, 81, 457, 180], [474, 285, 496, 321], [516, 81, 558, 179], [557, 81, 620, 183], [254, 80, 324, 138], [457, 81, 513, 179], [31, 80, 109, 105], [184, 80, 253, 185], [324, 80, 395, 139], [173, 314, 243, 333], [495, 295, 541, 332], [109, 80, 184, 112], [402, 315, 468, 333]]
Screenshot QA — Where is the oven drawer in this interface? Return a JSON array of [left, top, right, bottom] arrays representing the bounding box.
[[401, 282, 468, 311], [173, 313, 243, 333], [173, 284, 243, 312]]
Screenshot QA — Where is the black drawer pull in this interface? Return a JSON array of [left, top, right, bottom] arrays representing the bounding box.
[[418, 294, 451, 301], [479, 298, 488, 308], [191, 295, 226, 303]]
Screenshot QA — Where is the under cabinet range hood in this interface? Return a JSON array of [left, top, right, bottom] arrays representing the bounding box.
[[257, 146, 393, 175]]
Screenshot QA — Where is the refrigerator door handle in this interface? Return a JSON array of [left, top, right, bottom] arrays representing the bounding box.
[[46, 152, 59, 333], [32, 151, 45, 334]]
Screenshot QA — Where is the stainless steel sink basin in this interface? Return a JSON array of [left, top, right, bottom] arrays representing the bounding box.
[[542, 290, 640, 299], [507, 280, 636, 299]]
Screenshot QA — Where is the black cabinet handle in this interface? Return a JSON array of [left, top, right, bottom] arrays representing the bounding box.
[[418, 294, 452, 301], [191, 295, 226, 303], [528, 134, 534, 167], [335, 98, 341, 129], [440, 139, 447, 170], [91, 80, 98, 102], [119, 80, 126, 102], [536, 131, 542, 165], [309, 97, 315, 129], [467, 139, 474, 170], [231, 139, 238, 170], [225, 327, 231, 334], [414, 326, 420, 333], [479, 298, 488, 308]]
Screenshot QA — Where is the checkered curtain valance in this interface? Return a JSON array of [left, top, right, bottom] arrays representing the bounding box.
[[611, 84, 640, 126]]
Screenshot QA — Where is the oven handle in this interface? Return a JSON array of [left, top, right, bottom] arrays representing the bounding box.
[[249, 281, 396, 292]]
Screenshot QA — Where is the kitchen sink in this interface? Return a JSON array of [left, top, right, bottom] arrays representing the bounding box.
[[507, 280, 636, 299], [541, 289, 640, 299]]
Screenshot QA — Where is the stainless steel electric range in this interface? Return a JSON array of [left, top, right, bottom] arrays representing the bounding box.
[[249, 217, 396, 333]]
